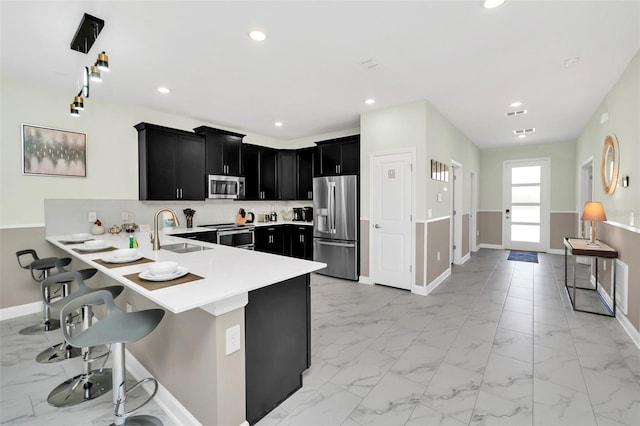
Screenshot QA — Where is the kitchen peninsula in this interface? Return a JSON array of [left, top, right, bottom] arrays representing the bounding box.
[[47, 228, 325, 425]]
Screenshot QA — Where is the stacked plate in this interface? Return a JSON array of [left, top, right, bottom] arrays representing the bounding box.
[[139, 261, 188, 282], [61, 233, 93, 243], [79, 240, 109, 252], [102, 248, 143, 264]]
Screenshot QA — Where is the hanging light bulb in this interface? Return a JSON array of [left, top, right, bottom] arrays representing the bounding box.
[[70, 103, 80, 116], [73, 95, 84, 110], [96, 51, 109, 71], [90, 65, 101, 82]]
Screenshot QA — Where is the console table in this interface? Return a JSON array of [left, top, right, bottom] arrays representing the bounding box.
[[563, 237, 617, 317]]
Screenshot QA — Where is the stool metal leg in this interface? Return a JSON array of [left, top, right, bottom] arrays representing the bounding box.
[[19, 270, 61, 335], [36, 283, 82, 363], [47, 305, 112, 407], [110, 342, 162, 426]]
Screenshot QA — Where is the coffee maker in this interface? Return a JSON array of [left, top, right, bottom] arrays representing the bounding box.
[[292, 207, 304, 221], [302, 207, 313, 222]]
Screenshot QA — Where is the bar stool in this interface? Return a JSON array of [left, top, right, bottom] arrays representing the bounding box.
[[61, 289, 165, 426], [16, 249, 72, 335], [44, 271, 125, 408], [36, 267, 99, 364]]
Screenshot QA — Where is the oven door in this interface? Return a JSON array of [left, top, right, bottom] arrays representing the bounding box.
[[217, 229, 254, 249]]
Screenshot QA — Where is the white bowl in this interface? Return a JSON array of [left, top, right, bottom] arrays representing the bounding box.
[[148, 261, 178, 276], [84, 239, 105, 247], [112, 248, 138, 258], [72, 233, 90, 239]]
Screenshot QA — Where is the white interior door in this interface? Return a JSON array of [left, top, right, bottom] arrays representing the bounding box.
[[371, 151, 413, 290], [503, 158, 550, 252], [451, 161, 463, 264]]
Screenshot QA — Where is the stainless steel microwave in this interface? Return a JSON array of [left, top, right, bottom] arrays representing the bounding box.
[[207, 175, 245, 199]]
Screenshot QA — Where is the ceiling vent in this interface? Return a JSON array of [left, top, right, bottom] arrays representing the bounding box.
[[506, 109, 528, 117], [360, 58, 382, 70], [513, 128, 536, 135]]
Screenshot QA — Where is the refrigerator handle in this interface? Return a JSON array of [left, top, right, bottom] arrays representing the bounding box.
[[330, 182, 337, 233]]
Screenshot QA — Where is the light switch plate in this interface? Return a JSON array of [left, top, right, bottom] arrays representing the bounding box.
[[88, 211, 97, 222], [226, 325, 241, 355]]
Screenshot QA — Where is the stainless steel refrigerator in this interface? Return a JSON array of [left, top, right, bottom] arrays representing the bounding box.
[[313, 175, 358, 280]]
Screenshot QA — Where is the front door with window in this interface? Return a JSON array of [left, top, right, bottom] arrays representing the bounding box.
[[503, 159, 550, 252]]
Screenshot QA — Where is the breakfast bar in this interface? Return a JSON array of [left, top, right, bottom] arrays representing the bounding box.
[[47, 231, 326, 425]]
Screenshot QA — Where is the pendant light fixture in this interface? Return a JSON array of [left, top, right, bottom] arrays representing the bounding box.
[[68, 13, 110, 116]]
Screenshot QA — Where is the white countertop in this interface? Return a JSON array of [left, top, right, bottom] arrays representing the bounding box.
[[47, 232, 325, 316]]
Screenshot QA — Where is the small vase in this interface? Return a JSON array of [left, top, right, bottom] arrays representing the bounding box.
[[91, 224, 105, 235]]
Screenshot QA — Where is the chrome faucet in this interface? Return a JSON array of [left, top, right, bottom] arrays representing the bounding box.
[[151, 208, 181, 251]]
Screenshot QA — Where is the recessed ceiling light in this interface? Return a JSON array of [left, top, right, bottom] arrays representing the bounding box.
[[518, 134, 527, 139], [510, 101, 522, 108], [564, 56, 580, 67], [364, 98, 376, 105], [274, 121, 283, 127], [483, 0, 506, 9], [249, 30, 267, 42], [157, 87, 171, 94]]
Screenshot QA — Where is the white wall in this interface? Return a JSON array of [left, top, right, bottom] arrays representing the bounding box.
[[0, 75, 284, 226]]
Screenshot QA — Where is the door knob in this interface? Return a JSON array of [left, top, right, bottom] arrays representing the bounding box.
[[373, 224, 382, 229]]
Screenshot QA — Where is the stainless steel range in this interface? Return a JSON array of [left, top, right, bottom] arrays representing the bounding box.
[[202, 223, 255, 250]]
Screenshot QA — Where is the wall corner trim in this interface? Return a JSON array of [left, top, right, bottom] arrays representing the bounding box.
[[418, 267, 451, 296], [616, 313, 640, 349], [359, 276, 374, 285]]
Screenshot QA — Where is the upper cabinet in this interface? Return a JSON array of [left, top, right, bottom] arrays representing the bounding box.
[[135, 123, 205, 201], [296, 147, 315, 200], [315, 135, 360, 176], [243, 144, 278, 200], [193, 126, 244, 176], [278, 150, 297, 200]]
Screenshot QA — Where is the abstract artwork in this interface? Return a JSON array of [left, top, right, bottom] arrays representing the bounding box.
[[22, 124, 86, 177]]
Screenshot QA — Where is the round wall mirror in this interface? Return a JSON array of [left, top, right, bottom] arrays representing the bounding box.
[[601, 134, 619, 195]]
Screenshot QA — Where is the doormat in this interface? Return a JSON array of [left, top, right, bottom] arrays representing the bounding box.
[[507, 250, 538, 263]]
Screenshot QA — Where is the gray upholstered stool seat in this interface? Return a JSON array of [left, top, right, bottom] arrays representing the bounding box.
[[61, 289, 165, 426], [36, 268, 100, 363], [16, 250, 72, 335], [43, 271, 125, 408]]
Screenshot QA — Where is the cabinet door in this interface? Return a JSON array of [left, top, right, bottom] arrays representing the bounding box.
[[260, 149, 278, 200], [278, 151, 297, 200], [297, 148, 315, 200], [242, 144, 261, 200], [339, 139, 360, 175], [145, 129, 178, 200], [204, 134, 224, 175], [255, 227, 284, 254], [290, 226, 313, 259], [319, 143, 341, 176], [223, 136, 242, 176], [176, 134, 205, 200]]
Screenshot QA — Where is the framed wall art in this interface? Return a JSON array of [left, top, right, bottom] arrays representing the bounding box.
[[22, 124, 86, 177]]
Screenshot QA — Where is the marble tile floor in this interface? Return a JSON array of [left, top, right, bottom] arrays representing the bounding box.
[[258, 249, 640, 426], [1, 314, 174, 424], [2, 249, 639, 425]]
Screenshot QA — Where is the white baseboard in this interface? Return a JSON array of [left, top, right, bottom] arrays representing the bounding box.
[[478, 243, 503, 250], [616, 313, 640, 349], [125, 350, 201, 426], [0, 301, 42, 321], [460, 253, 470, 264], [547, 248, 564, 255], [358, 276, 374, 285], [416, 268, 451, 296]]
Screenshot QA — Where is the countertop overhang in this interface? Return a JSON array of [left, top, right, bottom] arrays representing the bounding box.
[[47, 231, 325, 316]]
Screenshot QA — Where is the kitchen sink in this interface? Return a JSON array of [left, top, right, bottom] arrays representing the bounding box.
[[161, 243, 212, 254]]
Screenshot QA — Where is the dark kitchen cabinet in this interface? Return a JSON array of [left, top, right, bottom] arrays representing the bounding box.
[[170, 230, 217, 243], [289, 225, 313, 260], [315, 135, 360, 176], [135, 123, 205, 201], [194, 126, 244, 176], [243, 144, 278, 200], [278, 150, 297, 200], [245, 274, 310, 425], [296, 147, 315, 200], [255, 226, 285, 255]]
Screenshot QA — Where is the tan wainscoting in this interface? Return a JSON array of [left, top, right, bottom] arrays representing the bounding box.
[[462, 213, 470, 257], [550, 212, 578, 250], [427, 218, 451, 284], [360, 219, 369, 277], [477, 211, 502, 246], [415, 222, 425, 287]]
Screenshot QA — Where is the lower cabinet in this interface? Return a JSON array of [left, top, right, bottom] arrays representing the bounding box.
[[254, 225, 313, 260], [245, 274, 310, 425]]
